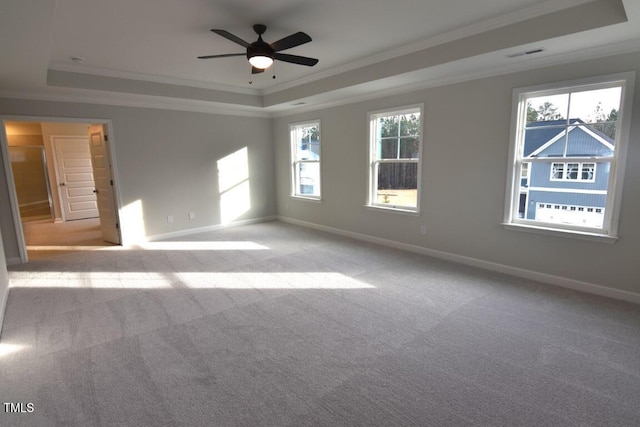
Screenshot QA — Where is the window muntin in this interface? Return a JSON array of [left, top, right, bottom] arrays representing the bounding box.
[[368, 106, 422, 211], [505, 73, 633, 237], [290, 121, 321, 199]]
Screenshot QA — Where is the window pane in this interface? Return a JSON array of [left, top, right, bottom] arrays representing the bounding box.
[[520, 162, 530, 188], [529, 201, 605, 228], [582, 122, 618, 145], [566, 163, 579, 180], [568, 87, 621, 124], [376, 162, 417, 207], [569, 124, 615, 157], [522, 124, 566, 158], [294, 126, 320, 161], [526, 94, 568, 124], [551, 163, 564, 179], [582, 163, 595, 180], [378, 116, 398, 138], [379, 138, 398, 159], [523, 121, 615, 159], [296, 162, 320, 197], [400, 113, 420, 136], [399, 137, 419, 158]]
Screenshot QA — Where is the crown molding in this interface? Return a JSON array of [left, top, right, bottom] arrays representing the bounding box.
[[0, 88, 271, 118], [48, 61, 260, 96]]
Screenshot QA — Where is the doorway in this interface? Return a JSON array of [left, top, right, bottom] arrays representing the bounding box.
[[1, 119, 121, 261]]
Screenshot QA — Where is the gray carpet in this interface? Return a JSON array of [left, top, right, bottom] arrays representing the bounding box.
[[1, 221, 639, 426]]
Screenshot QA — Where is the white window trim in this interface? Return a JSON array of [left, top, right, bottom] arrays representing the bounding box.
[[503, 72, 635, 241], [290, 120, 321, 201], [366, 104, 423, 213]]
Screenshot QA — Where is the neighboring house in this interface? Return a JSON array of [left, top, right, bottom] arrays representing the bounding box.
[[519, 119, 614, 228]]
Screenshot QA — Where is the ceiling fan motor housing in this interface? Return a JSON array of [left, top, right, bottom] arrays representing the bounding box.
[[247, 36, 274, 61]]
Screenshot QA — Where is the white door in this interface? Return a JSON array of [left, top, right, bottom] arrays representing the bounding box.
[[89, 125, 121, 244], [53, 136, 99, 221]]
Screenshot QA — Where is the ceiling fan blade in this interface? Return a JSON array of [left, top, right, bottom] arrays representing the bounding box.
[[251, 67, 265, 74], [271, 32, 312, 52], [274, 53, 318, 67], [211, 29, 250, 48], [197, 53, 245, 59]]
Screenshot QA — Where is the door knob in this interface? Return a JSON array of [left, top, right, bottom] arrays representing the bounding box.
[[60, 182, 66, 186], [93, 189, 99, 194]]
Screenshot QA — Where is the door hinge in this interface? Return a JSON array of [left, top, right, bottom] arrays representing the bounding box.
[[110, 179, 113, 186], [104, 134, 109, 141], [115, 223, 119, 229]]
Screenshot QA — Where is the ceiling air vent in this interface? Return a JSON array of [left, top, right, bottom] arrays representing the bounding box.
[[506, 48, 545, 59]]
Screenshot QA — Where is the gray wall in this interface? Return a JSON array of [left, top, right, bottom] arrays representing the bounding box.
[[274, 52, 640, 295], [0, 226, 8, 334], [0, 100, 276, 259]]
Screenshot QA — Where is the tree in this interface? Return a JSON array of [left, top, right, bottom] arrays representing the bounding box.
[[526, 102, 538, 123], [536, 102, 563, 121], [301, 125, 319, 141], [601, 108, 618, 139], [379, 113, 420, 138]]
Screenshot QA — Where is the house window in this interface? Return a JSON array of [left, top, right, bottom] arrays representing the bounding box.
[[367, 105, 422, 212], [550, 162, 596, 182], [504, 72, 634, 239], [290, 121, 321, 199]]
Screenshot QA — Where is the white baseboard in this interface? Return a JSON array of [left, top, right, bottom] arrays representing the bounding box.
[[278, 216, 640, 304], [144, 216, 278, 242]]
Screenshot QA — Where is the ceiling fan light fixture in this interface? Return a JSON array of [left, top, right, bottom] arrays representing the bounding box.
[[199, 24, 318, 75], [248, 54, 274, 69]]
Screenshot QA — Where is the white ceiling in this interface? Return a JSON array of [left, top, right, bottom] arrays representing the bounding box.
[[1, 0, 640, 115]]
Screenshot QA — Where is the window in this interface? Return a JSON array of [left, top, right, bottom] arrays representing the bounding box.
[[550, 162, 596, 182], [504, 72, 635, 239], [368, 105, 422, 212], [290, 121, 321, 199]]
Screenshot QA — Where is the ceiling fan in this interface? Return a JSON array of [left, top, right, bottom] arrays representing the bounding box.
[[198, 24, 318, 74]]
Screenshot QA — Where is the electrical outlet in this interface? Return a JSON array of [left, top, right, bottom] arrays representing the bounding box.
[[420, 225, 427, 235], [167, 215, 174, 223], [188, 212, 196, 220]]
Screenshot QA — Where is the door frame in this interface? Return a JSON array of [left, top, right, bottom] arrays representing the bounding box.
[[0, 116, 123, 263]]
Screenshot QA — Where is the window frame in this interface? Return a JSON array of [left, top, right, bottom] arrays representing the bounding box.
[[503, 72, 635, 242], [366, 104, 423, 213], [290, 120, 321, 201]]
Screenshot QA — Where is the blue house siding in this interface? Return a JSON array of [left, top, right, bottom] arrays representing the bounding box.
[[529, 162, 610, 190]]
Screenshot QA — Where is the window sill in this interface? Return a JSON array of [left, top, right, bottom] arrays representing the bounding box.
[[291, 195, 322, 203], [365, 205, 420, 216], [502, 222, 618, 244]]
